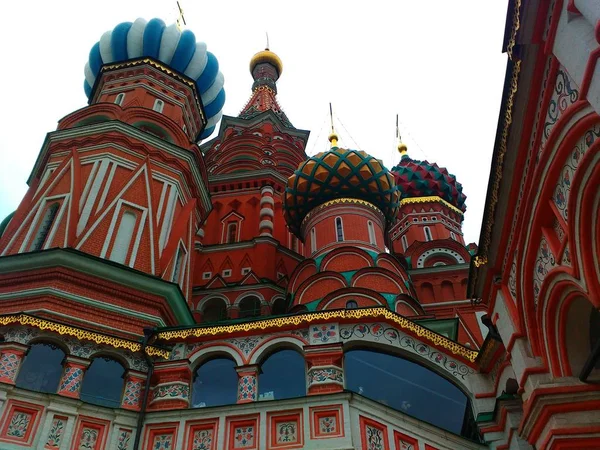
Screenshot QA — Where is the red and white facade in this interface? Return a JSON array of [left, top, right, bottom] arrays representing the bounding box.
[[0, 2, 596, 448]]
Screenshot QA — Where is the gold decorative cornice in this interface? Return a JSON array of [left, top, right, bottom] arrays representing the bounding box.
[[157, 307, 479, 362], [301, 197, 384, 228], [506, 0, 522, 61], [474, 256, 488, 268], [399, 196, 464, 216], [0, 314, 169, 359], [476, 59, 522, 272]]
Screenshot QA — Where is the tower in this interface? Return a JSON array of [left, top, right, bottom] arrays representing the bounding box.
[[193, 48, 310, 322], [0, 19, 225, 338], [386, 143, 481, 346]]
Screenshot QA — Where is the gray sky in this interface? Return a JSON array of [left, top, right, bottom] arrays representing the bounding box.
[[0, 1, 507, 244]]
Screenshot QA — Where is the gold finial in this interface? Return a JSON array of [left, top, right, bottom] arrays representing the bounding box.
[[176, 1, 187, 30], [249, 48, 283, 76], [396, 114, 408, 155], [329, 103, 338, 148]]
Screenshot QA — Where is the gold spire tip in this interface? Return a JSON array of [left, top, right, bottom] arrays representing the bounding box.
[[397, 142, 408, 155]]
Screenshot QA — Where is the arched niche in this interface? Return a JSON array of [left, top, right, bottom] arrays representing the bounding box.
[[258, 349, 305, 401], [239, 296, 262, 319], [80, 357, 126, 408], [271, 297, 287, 316], [202, 297, 228, 323], [192, 357, 238, 407], [132, 121, 174, 143], [75, 115, 111, 127], [15, 342, 65, 393], [565, 296, 600, 380], [344, 349, 477, 439]]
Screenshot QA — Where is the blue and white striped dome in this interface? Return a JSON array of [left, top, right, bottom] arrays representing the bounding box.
[[84, 18, 225, 140]]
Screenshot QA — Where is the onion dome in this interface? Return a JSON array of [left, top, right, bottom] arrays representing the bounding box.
[[284, 144, 400, 236], [83, 18, 225, 140], [250, 48, 283, 77], [391, 150, 467, 213]]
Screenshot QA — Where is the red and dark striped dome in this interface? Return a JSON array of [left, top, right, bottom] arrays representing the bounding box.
[[391, 154, 467, 212]]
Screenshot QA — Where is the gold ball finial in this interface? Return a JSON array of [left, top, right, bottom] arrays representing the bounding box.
[[397, 142, 408, 154], [328, 132, 339, 148]]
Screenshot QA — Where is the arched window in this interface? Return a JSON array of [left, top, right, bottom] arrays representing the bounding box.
[[239, 296, 261, 319], [310, 227, 317, 253], [192, 358, 238, 407], [292, 236, 299, 253], [15, 343, 64, 393], [202, 298, 228, 323], [30, 202, 60, 251], [153, 99, 164, 113], [401, 235, 409, 251], [424, 226, 432, 242], [367, 221, 376, 245], [109, 211, 136, 264], [345, 350, 472, 436], [271, 298, 287, 316], [450, 231, 457, 240], [226, 222, 238, 244], [259, 350, 305, 401], [114, 93, 125, 106], [346, 300, 358, 309], [335, 217, 344, 242], [172, 245, 186, 284], [80, 357, 125, 408]]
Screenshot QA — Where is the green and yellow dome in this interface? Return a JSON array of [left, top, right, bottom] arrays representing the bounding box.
[[284, 146, 400, 236]]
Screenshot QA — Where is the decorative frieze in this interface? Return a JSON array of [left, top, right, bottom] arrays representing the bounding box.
[[339, 323, 474, 382]]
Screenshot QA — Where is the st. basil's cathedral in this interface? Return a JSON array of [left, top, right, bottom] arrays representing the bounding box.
[[0, 1, 599, 449]]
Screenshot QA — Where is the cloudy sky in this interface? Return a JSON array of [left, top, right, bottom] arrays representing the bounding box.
[[0, 1, 507, 244]]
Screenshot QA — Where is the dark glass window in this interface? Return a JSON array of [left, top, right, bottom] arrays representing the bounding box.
[[346, 300, 358, 309], [30, 202, 59, 251], [202, 299, 228, 323], [192, 358, 238, 407], [590, 308, 600, 369], [345, 350, 470, 435], [227, 223, 237, 243], [15, 343, 64, 393], [259, 350, 305, 401], [271, 298, 287, 316], [335, 217, 344, 242], [80, 357, 125, 408], [239, 296, 261, 319]]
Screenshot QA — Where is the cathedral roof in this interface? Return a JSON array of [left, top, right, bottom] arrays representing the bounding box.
[[391, 152, 467, 213], [284, 146, 400, 236], [83, 18, 225, 140]]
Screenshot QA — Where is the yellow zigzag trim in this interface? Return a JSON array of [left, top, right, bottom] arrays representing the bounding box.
[[158, 307, 478, 362], [0, 314, 168, 359]]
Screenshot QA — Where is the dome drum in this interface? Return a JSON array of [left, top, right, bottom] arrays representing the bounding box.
[[301, 198, 387, 256]]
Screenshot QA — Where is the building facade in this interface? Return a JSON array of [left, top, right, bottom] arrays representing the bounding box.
[[0, 1, 597, 448]]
